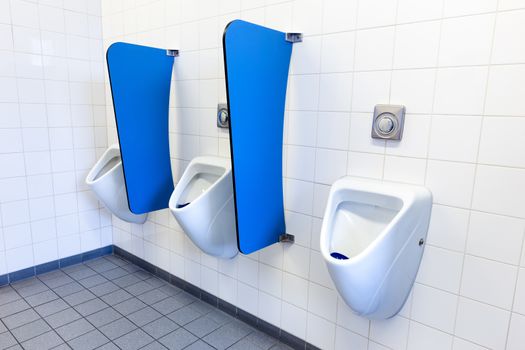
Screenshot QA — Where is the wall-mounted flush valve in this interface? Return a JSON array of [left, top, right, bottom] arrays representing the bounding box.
[[371, 105, 405, 140], [217, 103, 229, 128]]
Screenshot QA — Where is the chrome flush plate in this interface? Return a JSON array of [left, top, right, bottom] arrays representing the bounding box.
[[371, 104, 405, 141]]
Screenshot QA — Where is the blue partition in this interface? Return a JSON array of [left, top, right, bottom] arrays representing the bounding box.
[[223, 20, 293, 254], [107, 42, 175, 214]]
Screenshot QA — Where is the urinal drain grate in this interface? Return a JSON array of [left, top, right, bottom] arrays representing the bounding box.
[[331, 252, 349, 260]]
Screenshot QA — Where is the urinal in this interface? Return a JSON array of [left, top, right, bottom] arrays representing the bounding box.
[[168, 156, 237, 258], [320, 177, 432, 319], [86, 144, 147, 224]]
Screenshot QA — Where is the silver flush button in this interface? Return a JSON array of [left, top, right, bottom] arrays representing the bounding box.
[[371, 105, 405, 140]]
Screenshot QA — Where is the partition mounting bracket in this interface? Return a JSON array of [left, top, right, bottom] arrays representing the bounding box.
[[285, 33, 303, 43]]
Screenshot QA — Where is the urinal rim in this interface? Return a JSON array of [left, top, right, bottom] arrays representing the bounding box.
[[169, 155, 232, 213], [85, 143, 122, 186], [320, 177, 426, 266]]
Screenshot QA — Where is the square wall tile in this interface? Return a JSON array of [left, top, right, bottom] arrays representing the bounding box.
[[428, 116, 482, 163], [455, 297, 510, 350], [492, 10, 525, 64], [425, 160, 475, 208], [433, 67, 487, 115], [438, 14, 495, 66], [460, 255, 517, 310], [478, 117, 525, 168], [467, 211, 525, 265], [472, 165, 525, 218], [393, 21, 440, 69]]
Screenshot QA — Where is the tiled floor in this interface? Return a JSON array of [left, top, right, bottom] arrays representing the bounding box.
[[0, 255, 292, 350]]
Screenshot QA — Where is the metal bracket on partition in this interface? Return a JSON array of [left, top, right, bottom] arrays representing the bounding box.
[[279, 233, 295, 243], [285, 33, 303, 43], [166, 49, 180, 57]]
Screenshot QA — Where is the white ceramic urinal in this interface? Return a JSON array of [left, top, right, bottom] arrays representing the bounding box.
[[320, 177, 432, 319], [169, 156, 237, 259], [86, 144, 147, 224]]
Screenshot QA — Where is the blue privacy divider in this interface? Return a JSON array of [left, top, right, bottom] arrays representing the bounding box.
[[107, 42, 175, 214], [223, 20, 294, 254]]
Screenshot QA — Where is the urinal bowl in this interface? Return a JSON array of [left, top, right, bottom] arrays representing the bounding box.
[[86, 144, 147, 224], [320, 177, 432, 319], [169, 156, 237, 259]]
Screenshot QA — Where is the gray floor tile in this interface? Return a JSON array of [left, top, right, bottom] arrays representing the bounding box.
[[112, 298, 146, 316], [6, 344, 23, 350], [141, 317, 179, 339], [139, 341, 167, 350], [151, 297, 185, 315], [113, 274, 142, 288], [100, 267, 129, 281], [64, 290, 97, 306], [157, 285, 182, 297], [268, 343, 294, 350], [131, 270, 151, 281], [95, 342, 119, 350], [25, 290, 59, 307], [44, 308, 82, 328], [171, 292, 197, 308], [85, 259, 118, 274], [167, 305, 201, 326], [0, 331, 18, 349], [184, 340, 215, 350], [137, 289, 169, 306], [125, 281, 155, 296], [0, 320, 6, 333], [88, 282, 120, 297], [113, 329, 153, 350], [56, 318, 94, 341], [51, 344, 73, 350], [0, 299, 30, 318], [99, 318, 136, 340], [100, 289, 133, 306], [188, 301, 214, 316], [41, 275, 75, 289], [159, 328, 198, 350], [202, 321, 254, 350], [53, 282, 84, 298], [227, 338, 263, 350], [74, 299, 108, 317], [184, 315, 221, 338], [37, 270, 67, 283], [12, 279, 49, 298], [143, 277, 165, 289], [11, 318, 51, 342], [120, 264, 142, 274], [204, 310, 234, 326], [35, 298, 69, 317], [67, 329, 109, 350], [85, 308, 121, 328], [0, 286, 21, 306], [21, 330, 64, 350], [3, 308, 40, 329], [244, 331, 279, 350], [103, 256, 129, 267], [127, 306, 162, 327], [78, 275, 108, 289], [63, 265, 97, 281]]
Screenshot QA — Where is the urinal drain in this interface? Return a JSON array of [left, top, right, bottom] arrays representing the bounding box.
[[331, 252, 349, 260]]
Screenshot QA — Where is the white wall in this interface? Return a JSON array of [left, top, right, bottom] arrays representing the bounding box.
[[101, 1, 525, 349], [0, 0, 111, 275]]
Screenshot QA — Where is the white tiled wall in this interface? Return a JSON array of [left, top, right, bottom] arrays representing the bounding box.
[[100, 1, 525, 349], [0, 0, 111, 275]]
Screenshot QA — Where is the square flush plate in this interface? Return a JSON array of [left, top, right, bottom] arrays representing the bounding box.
[[371, 105, 405, 141]]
